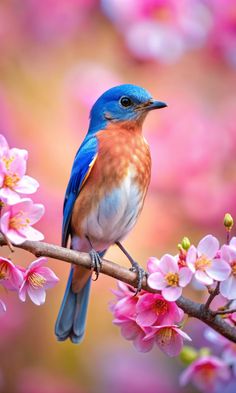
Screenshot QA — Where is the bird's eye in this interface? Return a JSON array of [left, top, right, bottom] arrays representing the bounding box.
[[120, 96, 133, 108]]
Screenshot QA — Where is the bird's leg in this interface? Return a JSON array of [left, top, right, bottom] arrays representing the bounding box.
[[86, 236, 102, 281], [116, 241, 146, 295]]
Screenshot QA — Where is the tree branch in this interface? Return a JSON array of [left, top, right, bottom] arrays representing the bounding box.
[[0, 234, 236, 343]]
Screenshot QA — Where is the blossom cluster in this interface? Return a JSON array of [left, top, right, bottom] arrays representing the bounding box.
[[0, 135, 58, 312], [102, 0, 236, 67], [179, 325, 236, 393], [111, 232, 236, 362]]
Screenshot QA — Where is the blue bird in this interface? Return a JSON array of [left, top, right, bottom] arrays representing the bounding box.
[[55, 84, 167, 343]]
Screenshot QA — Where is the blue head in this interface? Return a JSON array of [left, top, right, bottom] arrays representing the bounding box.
[[88, 84, 167, 133]]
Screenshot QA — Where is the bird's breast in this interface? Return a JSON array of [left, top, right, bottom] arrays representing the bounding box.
[[71, 125, 151, 252]]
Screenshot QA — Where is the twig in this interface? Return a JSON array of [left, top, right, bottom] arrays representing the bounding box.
[[0, 234, 236, 343], [205, 282, 220, 309], [212, 308, 236, 316]]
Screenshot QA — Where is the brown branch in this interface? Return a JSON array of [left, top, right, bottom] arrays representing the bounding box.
[[0, 234, 236, 343], [212, 308, 236, 316]]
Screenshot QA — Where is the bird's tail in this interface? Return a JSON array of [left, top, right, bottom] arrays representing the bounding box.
[[55, 267, 92, 344]]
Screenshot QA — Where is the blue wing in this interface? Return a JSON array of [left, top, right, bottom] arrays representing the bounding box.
[[62, 135, 98, 247]]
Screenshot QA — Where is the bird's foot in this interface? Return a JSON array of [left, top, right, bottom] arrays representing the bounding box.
[[89, 249, 102, 281], [129, 261, 147, 295]]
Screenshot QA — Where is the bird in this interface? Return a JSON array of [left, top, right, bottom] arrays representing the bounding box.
[[55, 84, 167, 344]]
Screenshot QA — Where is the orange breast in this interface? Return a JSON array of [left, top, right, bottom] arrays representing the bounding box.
[[71, 121, 151, 238]]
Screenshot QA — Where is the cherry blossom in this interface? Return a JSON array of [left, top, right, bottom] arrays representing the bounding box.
[[180, 356, 231, 392], [144, 325, 191, 357], [19, 257, 59, 306], [0, 256, 23, 290], [0, 198, 45, 244], [136, 293, 183, 327], [0, 134, 38, 204], [147, 254, 192, 301], [220, 238, 236, 299], [186, 235, 231, 286]]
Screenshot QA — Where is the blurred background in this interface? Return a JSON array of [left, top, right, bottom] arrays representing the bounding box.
[[0, 0, 236, 392]]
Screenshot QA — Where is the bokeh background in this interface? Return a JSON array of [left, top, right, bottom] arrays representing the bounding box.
[[0, 0, 236, 392]]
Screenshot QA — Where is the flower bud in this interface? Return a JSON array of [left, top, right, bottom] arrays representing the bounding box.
[[224, 213, 234, 231], [180, 346, 198, 365], [181, 237, 191, 251], [198, 347, 211, 357]]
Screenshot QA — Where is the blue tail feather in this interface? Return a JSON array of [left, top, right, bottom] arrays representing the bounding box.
[[55, 267, 92, 344], [55, 251, 105, 344]]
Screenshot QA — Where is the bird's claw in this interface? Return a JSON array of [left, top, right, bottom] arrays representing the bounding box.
[[89, 249, 102, 281], [130, 262, 146, 295]]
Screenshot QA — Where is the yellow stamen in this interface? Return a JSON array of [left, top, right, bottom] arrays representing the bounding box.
[[154, 299, 168, 314], [3, 173, 20, 189], [2, 156, 14, 171], [9, 211, 30, 230], [159, 328, 172, 344], [28, 272, 46, 288], [195, 255, 211, 271], [231, 262, 236, 276], [165, 272, 179, 287], [0, 262, 9, 279]]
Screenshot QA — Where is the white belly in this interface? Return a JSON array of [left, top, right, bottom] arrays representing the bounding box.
[[71, 168, 145, 252]]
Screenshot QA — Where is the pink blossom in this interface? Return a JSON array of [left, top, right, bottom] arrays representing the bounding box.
[[0, 134, 38, 204], [144, 324, 191, 357], [0, 256, 23, 290], [0, 198, 45, 244], [136, 293, 183, 327], [220, 239, 236, 300], [113, 318, 155, 353], [0, 299, 6, 314], [19, 257, 59, 306], [147, 254, 192, 301], [186, 235, 231, 286], [111, 281, 141, 320], [180, 356, 231, 392]]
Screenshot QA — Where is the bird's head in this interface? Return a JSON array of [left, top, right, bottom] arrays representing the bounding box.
[[88, 84, 167, 133]]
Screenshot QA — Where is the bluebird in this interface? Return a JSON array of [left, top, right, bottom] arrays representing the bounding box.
[[55, 84, 167, 343]]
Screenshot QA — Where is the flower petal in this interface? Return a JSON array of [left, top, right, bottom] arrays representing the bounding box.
[[198, 235, 219, 259], [14, 175, 39, 194], [0, 187, 21, 204], [195, 270, 213, 285], [186, 246, 197, 271], [162, 286, 182, 301], [148, 272, 166, 290], [156, 328, 183, 357], [206, 259, 231, 281], [220, 276, 236, 300], [147, 257, 160, 273], [27, 286, 46, 306], [133, 332, 154, 353], [19, 225, 44, 242], [159, 254, 179, 274], [136, 309, 157, 327], [179, 267, 193, 287]]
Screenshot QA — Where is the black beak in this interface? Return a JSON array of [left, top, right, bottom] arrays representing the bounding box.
[[146, 100, 168, 111]]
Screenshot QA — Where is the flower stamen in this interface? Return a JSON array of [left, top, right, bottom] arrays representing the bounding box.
[[165, 272, 179, 287], [28, 272, 46, 288]]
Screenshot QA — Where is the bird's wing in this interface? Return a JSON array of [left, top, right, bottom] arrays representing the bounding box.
[[62, 135, 98, 247]]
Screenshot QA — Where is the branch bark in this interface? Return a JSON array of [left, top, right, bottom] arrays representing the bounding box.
[[0, 234, 236, 343]]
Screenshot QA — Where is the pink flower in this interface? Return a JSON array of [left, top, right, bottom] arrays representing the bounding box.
[[220, 239, 236, 299], [113, 318, 155, 353], [0, 256, 23, 290], [186, 235, 231, 286], [0, 198, 45, 244], [111, 281, 141, 320], [0, 299, 6, 314], [19, 257, 59, 305], [144, 324, 191, 357], [147, 254, 192, 301], [0, 134, 38, 204], [180, 356, 231, 392], [136, 293, 183, 327]]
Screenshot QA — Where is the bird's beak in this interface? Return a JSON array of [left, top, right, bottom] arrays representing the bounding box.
[[145, 100, 168, 111], [136, 99, 168, 112]]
